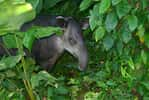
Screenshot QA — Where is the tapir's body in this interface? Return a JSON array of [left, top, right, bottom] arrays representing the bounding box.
[[0, 15, 88, 71]]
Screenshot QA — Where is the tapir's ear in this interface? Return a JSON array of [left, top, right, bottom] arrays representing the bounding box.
[[56, 16, 72, 28], [80, 16, 89, 30]]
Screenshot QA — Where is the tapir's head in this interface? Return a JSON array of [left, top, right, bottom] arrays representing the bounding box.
[[57, 17, 88, 71]]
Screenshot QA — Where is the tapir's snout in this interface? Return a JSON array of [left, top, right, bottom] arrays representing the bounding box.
[[78, 46, 88, 71], [62, 18, 88, 71]]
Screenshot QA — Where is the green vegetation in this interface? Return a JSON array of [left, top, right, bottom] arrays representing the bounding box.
[[0, 0, 149, 100]]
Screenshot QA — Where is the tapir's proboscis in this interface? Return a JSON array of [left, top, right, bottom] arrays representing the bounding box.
[[0, 15, 88, 71]]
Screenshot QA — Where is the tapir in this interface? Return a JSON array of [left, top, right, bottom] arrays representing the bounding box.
[[0, 15, 88, 71]]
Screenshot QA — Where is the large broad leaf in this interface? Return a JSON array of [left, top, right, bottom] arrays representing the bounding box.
[[27, 0, 42, 14], [0, 0, 35, 35], [80, 0, 92, 11], [116, 1, 131, 19], [95, 26, 105, 42], [99, 0, 111, 14], [127, 15, 138, 31], [32, 26, 63, 38], [0, 55, 22, 71], [105, 11, 118, 32], [89, 4, 103, 30], [89, 4, 103, 31], [103, 35, 114, 51], [22, 26, 62, 51]]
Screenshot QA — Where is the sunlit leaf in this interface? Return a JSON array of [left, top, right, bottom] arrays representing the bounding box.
[[95, 26, 105, 42], [80, 0, 92, 11], [23, 31, 35, 51], [99, 0, 111, 14], [33, 26, 63, 38], [27, 0, 43, 14], [0, 0, 35, 35], [112, 0, 121, 5], [141, 50, 147, 65]]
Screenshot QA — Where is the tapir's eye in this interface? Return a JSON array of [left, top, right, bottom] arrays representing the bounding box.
[[69, 37, 77, 45]]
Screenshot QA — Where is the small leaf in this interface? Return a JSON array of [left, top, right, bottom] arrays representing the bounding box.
[[116, 40, 123, 55], [103, 36, 114, 51], [116, 1, 131, 18], [99, 0, 111, 14], [80, 0, 92, 11], [0, 55, 22, 71], [144, 33, 149, 48], [95, 26, 105, 42], [127, 57, 135, 70], [121, 22, 131, 43], [127, 15, 138, 31], [141, 50, 147, 65], [105, 11, 118, 32], [112, 0, 121, 5], [23, 31, 35, 51]]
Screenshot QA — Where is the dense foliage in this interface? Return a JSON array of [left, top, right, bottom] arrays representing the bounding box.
[[0, 0, 149, 100]]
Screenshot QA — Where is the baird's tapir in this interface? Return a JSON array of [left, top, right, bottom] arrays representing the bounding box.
[[0, 15, 88, 71]]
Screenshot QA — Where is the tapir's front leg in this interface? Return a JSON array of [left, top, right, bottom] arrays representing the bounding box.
[[39, 54, 60, 71], [32, 35, 64, 71]]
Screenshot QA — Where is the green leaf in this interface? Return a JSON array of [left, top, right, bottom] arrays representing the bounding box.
[[0, 1, 35, 35], [27, 0, 43, 14], [89, 4, 103, 30], [54, 86, 68, 95], [33, 26, 63, 38], [31, 71, 57, 89], [103, 36, 114, 51], [99, 0, 111, 14], [121, 22, 131, 43], [80, 0, 92, 11], [2, 34, 17, 48], [127, 57, 135, 70], [116, 40, 123, 55], [112, 0, 121, 5], [141, 81, 149, 90], [95, 26, 105, 42], [141, 50, 147, 65], [97, 81, 107, 88], [43, 0, 62, 9], [23, 31, 35, 51], [0, 55, 22, 71], [127, 15, 138, 31], [144, 33, 149, 48], [105, 11, 118, 32], [116, 1, 131, 18]]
